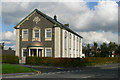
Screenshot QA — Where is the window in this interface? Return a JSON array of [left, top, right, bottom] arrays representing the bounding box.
[[46, 29, 51, 38], [32, 27, 40, 41], [65, 31, 67, 50], [34, 30, 39, 38], [79, 38, 81, 51], [45, 28, 52, 41], [23, 49, 27, 57], [22, 29, 28, 41], [77, 37, 78, 51], [46, 49, 52, 57], [69, 33, 71, 49], [73, 35, 75, 50]]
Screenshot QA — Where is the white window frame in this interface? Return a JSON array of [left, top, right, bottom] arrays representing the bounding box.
[[34, 30, 39, 38], [45, 48, 52, 57], [45, 28, 52, 41], [73, 35, 75, 50], [22, 29, 28, 41], [32, 27, 40, 41], [77, 37, 78, 51], [69, 33, 71, 49], [22, 48, 27, 57], [64, 31, 67, 50]]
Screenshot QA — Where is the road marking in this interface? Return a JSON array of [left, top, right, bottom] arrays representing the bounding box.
[[56, 72, 62, 74], [81, 76, 92, 78], [67, 71, 70, 72]]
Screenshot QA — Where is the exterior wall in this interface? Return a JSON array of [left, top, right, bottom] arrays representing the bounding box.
[[18, 11, 55, 58], [54, 27, 61, 57], [80, 39, 83, 58], [61, 28, 82, 58], [16, 29, 20, 56]]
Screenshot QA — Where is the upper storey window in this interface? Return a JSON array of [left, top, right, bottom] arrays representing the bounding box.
[[32, 26, 40, 41], [22, 29, 28, 41], [45, 28, 52, 41], [34, 30, 39, 38]]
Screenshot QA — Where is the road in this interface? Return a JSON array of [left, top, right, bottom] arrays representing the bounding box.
[[21, 63, 120, 78]]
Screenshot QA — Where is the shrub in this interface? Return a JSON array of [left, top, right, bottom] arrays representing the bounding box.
[[26, 57, 89, 67], [2, 54, 19, 64], [26, 57, 120, 67]]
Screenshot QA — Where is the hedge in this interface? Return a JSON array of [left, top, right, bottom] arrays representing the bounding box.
[[2, 54, 19, 64], [26, 57, 120, 67]]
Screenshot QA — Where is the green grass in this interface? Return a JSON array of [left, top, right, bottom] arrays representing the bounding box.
[[2, 64, 37, 74]]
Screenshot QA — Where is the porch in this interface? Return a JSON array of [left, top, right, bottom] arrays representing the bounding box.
[[28, 47, 44, 57]]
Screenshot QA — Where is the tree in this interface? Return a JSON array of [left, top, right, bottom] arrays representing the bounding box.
[[115, 44, 120, 56], [92, 42, 98, 57], [100, 42, 109, 57], [82, 46, 87, 56], [0, 42, 5, 50], [87, 44, 91, 56], [108, 42, 118, 57], [8, 47, 12, 50]]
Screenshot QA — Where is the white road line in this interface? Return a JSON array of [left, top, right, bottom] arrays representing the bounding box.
[[81, 76, 92, 78], [42, 73, 47, 75], [56, 72, 62, 74], [67, 71, 70, 72]]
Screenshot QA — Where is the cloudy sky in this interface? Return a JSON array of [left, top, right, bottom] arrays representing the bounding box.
[[0, 0, 119, 50]]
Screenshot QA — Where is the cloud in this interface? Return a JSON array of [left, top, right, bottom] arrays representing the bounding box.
[[2, 1, 118, 32], [0, 30, 16, 41], [79, 31, 119, 44], [0, 30, 16, 50]]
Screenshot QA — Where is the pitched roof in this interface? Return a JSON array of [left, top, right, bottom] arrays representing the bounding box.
[[14, 9, 83, 38]]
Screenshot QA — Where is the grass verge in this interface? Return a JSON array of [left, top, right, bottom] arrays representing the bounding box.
[[2, 64, 37, 74]]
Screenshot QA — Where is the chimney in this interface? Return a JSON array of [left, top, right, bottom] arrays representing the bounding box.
[[54, 15, 57, 21], [64, 24, 69, 27]]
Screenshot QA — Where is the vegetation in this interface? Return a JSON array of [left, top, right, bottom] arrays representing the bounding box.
[[0, 42, 4, 50], [8, 47, 12, 50], [83, 42, 120, 57], [2, 64, 36, 74], [2, 54, 19, 64], [26, 57, 120, 67]]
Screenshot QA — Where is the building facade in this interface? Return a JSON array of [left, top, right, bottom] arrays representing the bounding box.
[[15, 9, 83, 63]]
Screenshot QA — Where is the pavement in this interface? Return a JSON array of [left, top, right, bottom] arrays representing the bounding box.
[[2, 63, 120, 78]]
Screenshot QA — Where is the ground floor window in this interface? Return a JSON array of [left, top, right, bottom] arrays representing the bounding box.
[[45, 48, 52, 57], [22, 48, 27, 57]]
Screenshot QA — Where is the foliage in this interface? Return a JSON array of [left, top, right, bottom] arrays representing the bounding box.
[[8, 47, 12, 50], [26, 57, 120, 67], [2, 64, 36, 74], [2, 54, 19, 64], [26, 57, 88, 67], [83, 42, 120, 57], [0, 42, 4, 50]]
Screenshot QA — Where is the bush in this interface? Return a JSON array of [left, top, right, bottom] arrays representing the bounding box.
[[2, 54, 19, 64], [26, 57, 120, 67], [26, 57, 88, 67]]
